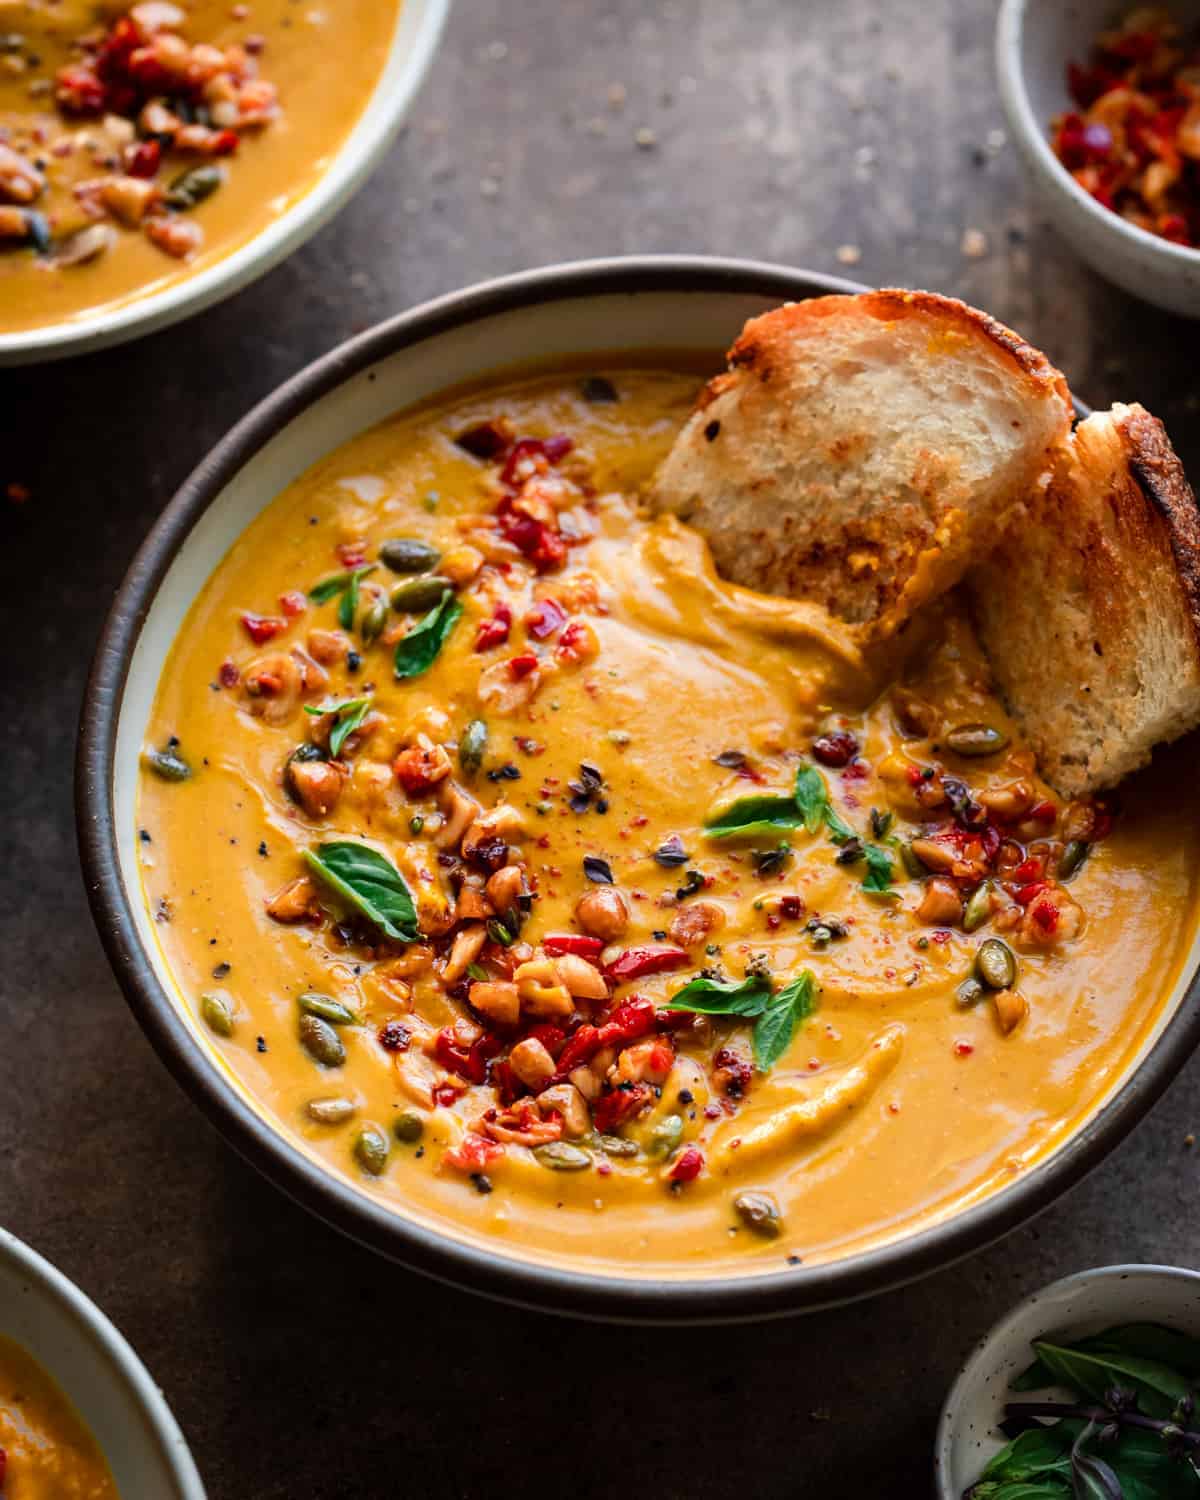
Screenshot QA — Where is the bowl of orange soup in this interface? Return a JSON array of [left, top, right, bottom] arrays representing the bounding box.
[[0, 0, 450, 364], [0, 1227, 205, 1496], [76, 257, 1200, 1321]]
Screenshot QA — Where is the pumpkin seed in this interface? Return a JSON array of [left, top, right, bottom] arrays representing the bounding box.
[[1058, 840, 1089, 882], [25, 210, 50, 255], [306, 1096, 357, 1125], [199, 991, 234, 1037], [391, 575, 453, 613], [299, 1013, 345, 1067], [53, 222, 114, 267], [380, 537, 441, 574], [962, 881, 993, 933], [164, 163, 223, 209], [945, 723, 1009, 758], [647, 1114, 684, 1158], [533, 1141, 592, 1172], [359, 595, 387, 645], [899, 842, 925, 879], [595, 1134, 638, 1158], [144, 743, 191, 781], [459, 718, 488, 775], [393, 1110, 425, 1143], [956, 977, 985, 1008], [353, 1125, 389, 1176], [733, 1190, 783, 1239], [298, 991, 356, 1026], [975, 937, 1018, 991]]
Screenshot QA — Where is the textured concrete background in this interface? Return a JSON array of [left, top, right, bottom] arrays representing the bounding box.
[[3, 2, 1199, 1496]]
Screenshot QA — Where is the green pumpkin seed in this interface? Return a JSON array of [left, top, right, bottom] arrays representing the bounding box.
[[962, 881, 993, 933], [899, 842, 925, 879], [380, 537, 442, 574], [353, 1125, 389, 1176], [391, 575, 453, 613], [533, 1141, 592, 1172], [595, 1134, 638, 1159], [164, 163, 223, 209], [647, 1114, 684, 1158], [1058, 840, 1089, 882], [393, 1110, 425, 1144], [299, 1013, 345, 1067], [956, 977, 985, 1008], [144, 743, 191, 782], [359, 595, 387, 644], [306, 1096, 357, 1125], [199, 991, 234, 1037], [298, 991, 357, 1026], [975, 937, 1018, 991], [459, 718, 488, 776], [945, 723, 1009, 758], [25, 210, 51, 255], [733, 1190, 783, 1240]]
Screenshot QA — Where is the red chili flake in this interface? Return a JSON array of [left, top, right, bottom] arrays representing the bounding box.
[[542, 933, 605, 958], [1031, 896, 1060, 934], [525, 596, 567, 639], [905, 765, 924, 786], [241, 612, 287, 644], [55, 63, 107, 113], [475, 602, 512, 652], [953, 1041, 974, 1058], [507, 652, 538, 680], [336, 542, 366, 567], [434, 1028, 503, 1084], [0, 1445, 6, 1487], [279, 590, 306, 617], [668, 1145, 704, 1184], [217, 658, 239, 688], [377, 1019, 411, 1052], [433, 1081, 465, 1107], [555, 620, 594, 663], [125, 138, 161, 177], [812, 730, 859, 768], [603, 945, 689, 984], [779, 894, 805, 920], [593, 1081, 651, 1134], [443, 1134, 505, 1172]]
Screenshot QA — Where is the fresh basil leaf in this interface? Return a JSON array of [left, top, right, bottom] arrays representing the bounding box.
[[304, 841, 420, 943], [1098, 1426, 1200, 1500], [303, 697, 372, 759], [1087, 1326, 1200, 1381], [862, 842, 894, 893], [752, 971, 817, 1071], [793, 763, 830, 835], [665, 974, 772, 1017], [393, 590, 462, 680], [703, 795, 802, 842], [1071, 1423, 1124, 1500], [309, 563, 375, 606], [980, 1424, 1077, 1484], [971, 1483, 1073, 1500], [1033, 1340, 1194, 1420]]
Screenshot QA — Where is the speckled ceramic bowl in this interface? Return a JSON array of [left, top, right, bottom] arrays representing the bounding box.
[[997, 0, 1200, 316], [0, 0, 451, 366], [935, 1264, 1200, 1497], [0, 1227, 205, 1496]]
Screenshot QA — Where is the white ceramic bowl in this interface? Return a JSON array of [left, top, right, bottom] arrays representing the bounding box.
[[0, 1227, 205, 1496], [0, 0, 451, 367], [997, 0, 1200, 317], [935, 1263, 1200, 1498]]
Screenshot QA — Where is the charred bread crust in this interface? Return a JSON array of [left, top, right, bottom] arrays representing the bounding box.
[[1119, 404, 1200, 652]]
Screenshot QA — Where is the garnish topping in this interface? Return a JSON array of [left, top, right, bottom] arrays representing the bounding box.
[[304, 841, 420, 943], [393, 590, 463, 680]]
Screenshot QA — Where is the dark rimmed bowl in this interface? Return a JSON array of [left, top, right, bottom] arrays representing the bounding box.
[[76, 255, 1200, 1322]]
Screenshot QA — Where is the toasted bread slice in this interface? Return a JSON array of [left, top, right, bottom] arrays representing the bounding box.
[[970, 403, 1200, 798], [651, 289, 1073, 633]]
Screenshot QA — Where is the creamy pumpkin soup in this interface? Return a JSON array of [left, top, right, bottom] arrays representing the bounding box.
[[0, 1336, 119, 1499], [137, 364, 1200, 1274], [0, 0, 398, 332]]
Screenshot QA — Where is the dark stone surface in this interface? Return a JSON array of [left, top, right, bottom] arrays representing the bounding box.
[[2, 2, 1198, 1496]]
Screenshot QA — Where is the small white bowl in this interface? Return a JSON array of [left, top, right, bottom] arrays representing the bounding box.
[[0, 1227, 206, 1496], [935, 1263, 1200, 1499], [0, 0, 451, 366], [997, 0, 1200, 317]]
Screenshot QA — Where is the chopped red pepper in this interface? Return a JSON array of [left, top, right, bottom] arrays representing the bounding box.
[[524, 1023, 566, 1059], [279, 590, 307, 617], [604, 945, 689, 984], [499, 435, 573, 489], [433, 1081, 465, 1107], [125, 138, 161, 177], [217, 658, 239, 688], [55, 63, 107, 113], [475, 602, 513, 651], [443, 1134, 505, 1172], [1031, 895, 1061, 934], [542, 933, 605, 959], [668, 1145, 704, 1184], [596, 996, 656, 1047], [554, 1023, 602, 1077], [593, 1082, 651, 1134], [1012, 857, 1044, 884], [434, 1028, 503, 1085], [507, 652, 539, 680], [1014, 881, 1049, 907], [525, 597, 566, 640], [241, 612, 287, 644], [1028, 799, 1057, 822]]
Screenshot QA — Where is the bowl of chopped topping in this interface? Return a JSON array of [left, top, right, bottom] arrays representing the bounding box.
[[0, 0, 451, 364], [997, 0, 1200, 316], [936, 1264, 1200, 1500]]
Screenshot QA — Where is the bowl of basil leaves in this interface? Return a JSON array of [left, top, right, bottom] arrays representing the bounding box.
[[936, 1264, 1200, 1499]]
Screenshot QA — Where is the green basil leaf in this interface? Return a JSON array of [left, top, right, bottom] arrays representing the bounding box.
[[980, 1424, 1077, 1484], [304, 841, 420, 943], [302, 697, 372, 759], [793, 763, 830, 835], [973, 1483, 1073, 1500], [665, 973, 772, 1017], [309, 563, 374, 605], [862, 843, 894, 893], [1098, 1425, 1200, 1500], [1086, 1325, 1200, 1381], [1071, 1423, 1124, 1500], [393, 591, 462, 680], [752, 970, 817, 1071], [1033, 1340, 1194, 1420], [703, 795, 802, 842]]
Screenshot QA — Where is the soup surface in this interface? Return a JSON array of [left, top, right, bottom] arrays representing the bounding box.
[[138, 363, 1200, 1276], [0, 1336, 119, 1499], [0, 0, 398, 333]]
